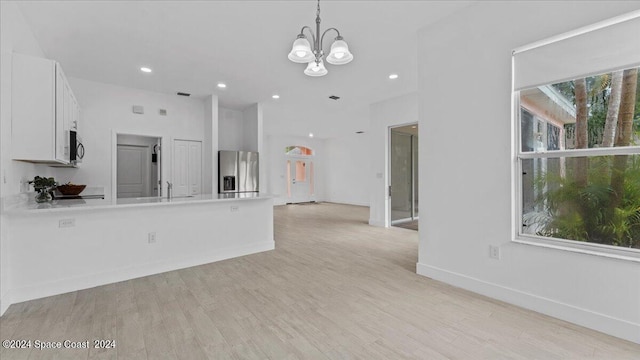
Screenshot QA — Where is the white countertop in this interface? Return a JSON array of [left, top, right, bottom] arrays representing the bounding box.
[[3, 192, 272, 214]]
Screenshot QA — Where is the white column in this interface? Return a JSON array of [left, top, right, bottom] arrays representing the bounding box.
[[204, 95, 218, 194]]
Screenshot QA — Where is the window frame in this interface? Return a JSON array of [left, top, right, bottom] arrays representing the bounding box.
[[512, 88, 640, 262]]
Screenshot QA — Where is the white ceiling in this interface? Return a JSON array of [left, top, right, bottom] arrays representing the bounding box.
[[17, 0, 472, 139]]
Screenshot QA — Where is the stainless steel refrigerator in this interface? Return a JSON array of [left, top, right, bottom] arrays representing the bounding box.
[[218, 151, 259, 193]]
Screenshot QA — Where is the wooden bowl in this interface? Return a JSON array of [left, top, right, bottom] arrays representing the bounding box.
[[56, 184, 86, 196]]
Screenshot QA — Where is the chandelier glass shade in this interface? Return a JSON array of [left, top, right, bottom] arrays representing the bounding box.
[[288, 36, 314, 63], [326, 38, 353, 65], [288, 0, 353, 76], [304, 58, 328, 77]]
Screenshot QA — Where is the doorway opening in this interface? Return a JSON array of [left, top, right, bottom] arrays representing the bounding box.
[[285, 145, 315, 204], [116, 134, 162, 198], [389, 124, 418, 230]]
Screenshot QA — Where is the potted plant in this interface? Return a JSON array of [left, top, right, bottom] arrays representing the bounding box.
[[29, 176, 57, 203]]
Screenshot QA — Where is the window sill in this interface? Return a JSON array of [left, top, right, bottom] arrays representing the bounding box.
[[513, 235, 640, 263]]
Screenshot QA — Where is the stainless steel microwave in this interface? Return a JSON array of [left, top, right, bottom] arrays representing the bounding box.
[[70, 130, 85, 164]]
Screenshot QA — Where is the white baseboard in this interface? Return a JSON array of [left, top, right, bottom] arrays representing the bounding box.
[[369, 219, 386, 227], [325, 200, 370, 207], [416, 262, 640, 344], [1, 241, 274, 316]]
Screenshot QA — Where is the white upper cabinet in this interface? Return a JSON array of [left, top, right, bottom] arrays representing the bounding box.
[[12, 53, 79, 165]]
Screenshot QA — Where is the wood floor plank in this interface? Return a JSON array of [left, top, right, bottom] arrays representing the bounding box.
[[115, 310, 146, 359], [1, 203, 638, 360], [159, 301, 208, 360]]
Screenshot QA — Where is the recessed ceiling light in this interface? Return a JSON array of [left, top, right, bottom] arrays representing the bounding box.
[[140, 67, 152, 73], [217, 83, 227, 88], [411, 125, 417, 129], [388, 74, 399, 80], [308, 133, 314, 138], [272, 94, 280, 99]]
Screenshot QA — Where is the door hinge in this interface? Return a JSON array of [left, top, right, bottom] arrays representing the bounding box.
[[388, 185, 392, 197]]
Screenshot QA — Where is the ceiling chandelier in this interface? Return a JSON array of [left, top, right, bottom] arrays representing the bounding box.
[[288, 0, 353, 77]]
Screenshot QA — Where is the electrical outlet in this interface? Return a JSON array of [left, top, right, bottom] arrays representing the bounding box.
[[230, 205, 239, 212], [59, 219, 75, 228], [148, 232, 156, 244], [489, 245, 501, 260]]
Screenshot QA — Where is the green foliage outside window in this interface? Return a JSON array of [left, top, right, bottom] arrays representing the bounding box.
[[524, 68, 640, 249]]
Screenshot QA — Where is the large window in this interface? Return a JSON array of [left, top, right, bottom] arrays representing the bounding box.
[[513, 13, 640, 258]]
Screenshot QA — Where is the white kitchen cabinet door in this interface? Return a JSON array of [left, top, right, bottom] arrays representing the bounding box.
[[172, 140, 202, 197], [56, 65, 72, 163], [70, 92, 79, 131], [11, 54, 56, 162]]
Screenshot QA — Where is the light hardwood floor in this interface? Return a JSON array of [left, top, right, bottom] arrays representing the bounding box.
[[1, 203, 639, 359]]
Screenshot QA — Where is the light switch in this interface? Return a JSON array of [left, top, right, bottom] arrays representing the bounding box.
[[132, 105, 144, 114]]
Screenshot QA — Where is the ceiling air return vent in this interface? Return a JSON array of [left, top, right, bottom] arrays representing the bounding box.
[[177, 92, 191, 96], [328, 95, 340, 100]]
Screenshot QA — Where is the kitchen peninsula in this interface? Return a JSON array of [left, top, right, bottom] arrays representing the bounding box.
[[2, 193, 273, 312]]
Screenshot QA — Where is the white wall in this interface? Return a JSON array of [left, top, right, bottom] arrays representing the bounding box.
[[368, 93, 419, 227], [218, 107, 244, 151], [49, 78, 207, 201], [416, 1, 640, 343], [242, 104, 261, 152], [324, 133, 370, 206], [265, 134, 326, 205], [218, 105, 263, 153]]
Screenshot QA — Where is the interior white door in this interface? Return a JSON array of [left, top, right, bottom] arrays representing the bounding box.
[[288, 158, 314, 203], [172, 140, 189, 197], [188, 141, 202, 195], [117, 144, 150, 198], [173, 139, 202, 197]]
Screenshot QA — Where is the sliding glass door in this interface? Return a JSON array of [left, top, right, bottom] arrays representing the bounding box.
[[390, 127, 418, 224]]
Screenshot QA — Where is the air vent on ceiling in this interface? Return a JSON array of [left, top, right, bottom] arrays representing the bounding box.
[[356, 131, 364, 134], [328, 95, 340, 100], [177, 92, 191, 97]]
